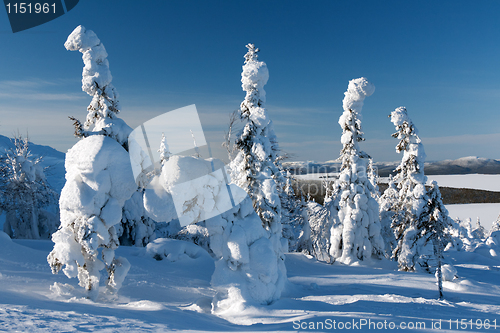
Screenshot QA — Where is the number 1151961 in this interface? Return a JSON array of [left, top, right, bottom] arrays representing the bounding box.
[[5, 2, 56, 14]]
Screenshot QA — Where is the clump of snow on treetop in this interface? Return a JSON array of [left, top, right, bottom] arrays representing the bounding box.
[[341, 77, 375, 116], [64, 26, 112, 95], [64, 25, 131, 146]]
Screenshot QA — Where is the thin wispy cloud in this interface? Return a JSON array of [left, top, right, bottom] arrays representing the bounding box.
[[0, 78, 85, 102]]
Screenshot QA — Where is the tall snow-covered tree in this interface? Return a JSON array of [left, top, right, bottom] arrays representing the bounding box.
[[417, 181, 451, 298], [229, 44, 286, 258], [65, 26, 131, 148], [390, 106, 436, 271], [327, 77, 384, 264], [47, 26, 137, 300], [0, 135, 58, 239]]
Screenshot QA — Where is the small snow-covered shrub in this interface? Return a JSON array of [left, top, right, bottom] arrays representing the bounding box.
[[0, 135, 58, 239]]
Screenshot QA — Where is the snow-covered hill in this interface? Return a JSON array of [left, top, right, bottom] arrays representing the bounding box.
[[2, 230, 500, 332]]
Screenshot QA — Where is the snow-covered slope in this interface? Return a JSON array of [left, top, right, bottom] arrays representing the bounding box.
[[426, 174, 500, 192], [1, 230, 500, 332]]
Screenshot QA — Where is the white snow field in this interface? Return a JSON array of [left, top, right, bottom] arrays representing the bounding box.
[[2, 230, 500, 332], [446, 203, 500, 231], [426, 175, 500, 192]]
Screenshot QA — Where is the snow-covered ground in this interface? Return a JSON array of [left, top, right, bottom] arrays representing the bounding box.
[[2, 231, 500, 332], [426, 175, 500, 192]]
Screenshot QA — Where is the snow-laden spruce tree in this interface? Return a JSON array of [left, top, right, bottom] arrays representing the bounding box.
[[417, 181, 452, 298], [489, 214, 500, 237], [47, 26, 137, 300], [327, 77, 384, 264], [280, 171, 310, 253], [390, 106, 434, 271], [471, 218, 486, 239], [229, 44, 286, 262], [0, 135, 58, 239], [141, 150, 286, 311], [379, 175, 398, 257]]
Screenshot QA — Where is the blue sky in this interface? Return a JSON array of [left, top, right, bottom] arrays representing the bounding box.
[[1, 0, 499, 162]]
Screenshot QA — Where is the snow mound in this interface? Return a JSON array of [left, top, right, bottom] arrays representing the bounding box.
[[437, 264, 457, 282], [146, 238, 211, 262]]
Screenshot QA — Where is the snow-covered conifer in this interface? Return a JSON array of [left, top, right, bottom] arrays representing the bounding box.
[[230, 44, 283, 229], [471, 218, 486, 239], [379, 175, 398, 257], [117, 191, 156, 247], [390, 107, 428, 270], [418, 181, 451, 297], [64, 25, 131, 147], [489, 214, 500, 237], [158, 133, 171, 165], [328, 77, 384, 264], [229, 44, 286, 267], [48, 26, 137, 299], [389, 107, 450, 272], [0, 135, 58, 239], [308, 200, 335, 262], [280, 171, 310, 252]]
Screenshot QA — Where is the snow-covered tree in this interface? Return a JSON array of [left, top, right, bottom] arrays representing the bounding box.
[[489, 214, 500, 237], [327, 77, 384, 264], [64, 26, 131, 148], [379, 175, 398, 257], [419, 182, 451, 285], [48, 26, 137, 300], [0, 135, 58, 239], [158, 133, 171, 165], [229, 44, 286, 274], [308, 200, 335, 262], [389, 106, 445, 272], [142, 151, 286, 310], [230, 44, 284, 233], [280, 171, 310, 253], [471, 218, 486, 239], [117, 191, 156, 247]]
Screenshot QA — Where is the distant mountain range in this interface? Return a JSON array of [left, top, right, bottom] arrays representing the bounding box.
[[0, 135, 65, 193], [284, 156, 500, 177]]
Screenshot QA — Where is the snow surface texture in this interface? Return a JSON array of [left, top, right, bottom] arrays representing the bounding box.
[[3, 229, 500, 332], [325, 77, 384, 264], [64, 25, 131, 146], [47, 136, 137, 300], [427, 174, 500, 192]]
